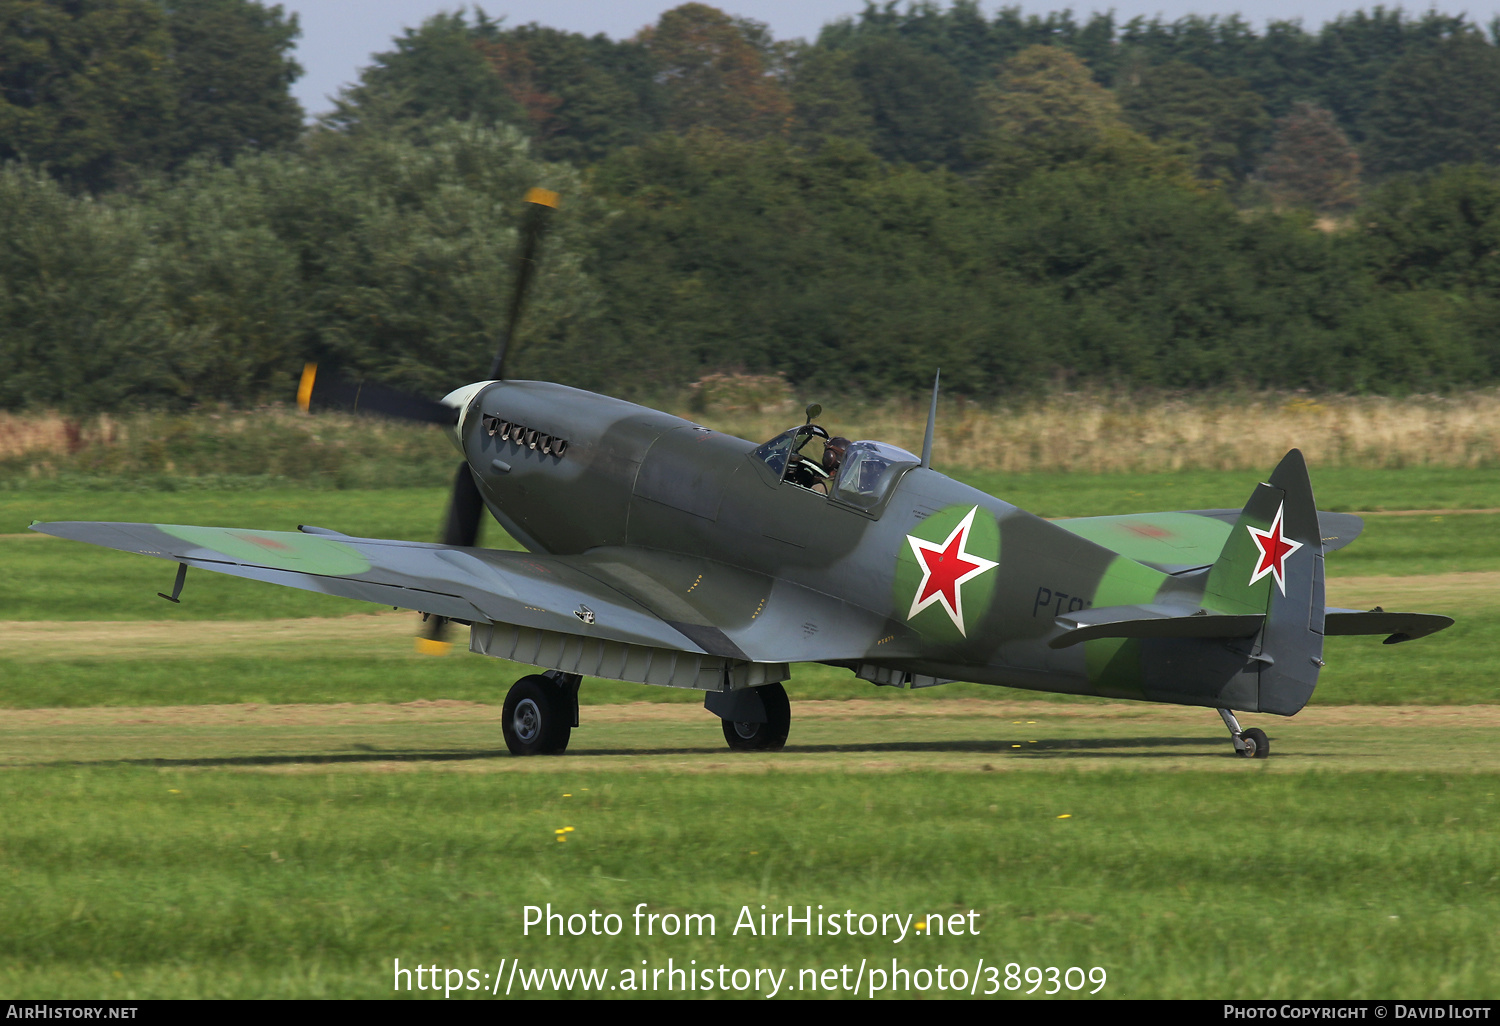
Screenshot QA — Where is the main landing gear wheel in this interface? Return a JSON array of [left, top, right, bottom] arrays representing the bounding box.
[[503, 675, 572, 756], [721, 682, 791, 752], [1238, 727, 1270, 760]]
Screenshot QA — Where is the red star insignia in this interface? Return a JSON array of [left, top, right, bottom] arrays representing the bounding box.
[[235, 533, 292, 552], [1246, 501, 1304, 595], [906, 506, 999, 636]]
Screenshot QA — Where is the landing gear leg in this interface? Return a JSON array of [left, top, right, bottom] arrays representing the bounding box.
[[707, 682, 791, 752], [1218, 708, 1269, 759], [503, 672, 579, 756]]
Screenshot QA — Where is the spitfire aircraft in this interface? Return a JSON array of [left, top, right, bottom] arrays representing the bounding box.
[[32, 190, 1453, 759]]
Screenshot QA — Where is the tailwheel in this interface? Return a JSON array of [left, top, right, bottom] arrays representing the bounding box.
[[1218, 708, 1270, 760], [720, 682, 791, 752], [503, 674, 572, 756]]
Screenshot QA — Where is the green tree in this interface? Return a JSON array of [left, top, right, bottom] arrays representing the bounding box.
[[0, 0, 302, 189], [587, 131, 993, 393], [0, 123, 598, 408], [785, 46, 874, 149], [850, 36, 978, 166], [0, 0, 177, 189], [476, 25, 656, 165], [1258, 102, 1361, 212], [820, 2, 1123, 86], [974, 45, 1187, 188], [1359, 164, 1500, 292], [1362, 33, 1500, 175], [981, 45, 1123, 150], [982, 165, 1475, 392], [1309, 9, 1472, 131], [220, 123, 592, 397], [159, 0, 304, 165], [322, 11, 523, 137], [636, 3, 792, 138], [1118, 61, 1268, 183], [1355, 165, 1500, 379], [0, 166, 172, 409]]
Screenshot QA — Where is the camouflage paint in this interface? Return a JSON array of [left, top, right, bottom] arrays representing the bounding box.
[[1203, 489, 1280, 615], [32, 377, 1450, 723], [1055, 511, 1232, 568], [157, 525, 371, 576], [892, 504, 1001, 646], [1084, 555, 1169, 698]]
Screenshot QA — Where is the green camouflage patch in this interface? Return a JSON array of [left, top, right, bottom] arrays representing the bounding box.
[[894, 505, 1001, 643], [158, 525, 371, 576], [1084, 555, 1169, 696]]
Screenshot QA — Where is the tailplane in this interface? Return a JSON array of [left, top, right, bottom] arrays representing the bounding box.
[[1054, 448, 1449, 716]]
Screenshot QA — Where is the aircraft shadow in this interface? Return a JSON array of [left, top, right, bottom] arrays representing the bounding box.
[[32, 736, 1248, 768], [567, 736, 1222, 758], [35, 749, 514, 769]]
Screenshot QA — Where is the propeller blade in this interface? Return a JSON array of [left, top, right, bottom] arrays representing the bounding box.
[[487, 187, 559, 381], [297, 363, 458, 426], [416, 460, 487, 653], [438, 459, 486, 549]]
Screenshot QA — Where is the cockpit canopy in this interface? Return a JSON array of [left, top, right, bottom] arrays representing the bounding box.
[[829, 440, 919, 509], [753, 427, 918, 513]]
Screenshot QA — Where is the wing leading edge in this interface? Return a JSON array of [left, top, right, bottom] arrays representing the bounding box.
[[29, 522, 908, 677]]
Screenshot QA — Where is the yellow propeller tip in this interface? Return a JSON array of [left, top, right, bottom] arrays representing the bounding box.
[[414, 637, 452, 656], [297, 363, 317, 413], [525, 187, 560, 208]]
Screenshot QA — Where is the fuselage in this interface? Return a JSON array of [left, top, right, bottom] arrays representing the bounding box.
[[446, 379, 1203, 703]]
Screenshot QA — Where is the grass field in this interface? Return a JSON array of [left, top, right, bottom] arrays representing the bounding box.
[[0, 707, 1495, 998], [2, 466, 1497, 998]]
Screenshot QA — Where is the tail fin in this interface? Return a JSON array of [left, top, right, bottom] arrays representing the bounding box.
[[1204, 449, 1326, 714]]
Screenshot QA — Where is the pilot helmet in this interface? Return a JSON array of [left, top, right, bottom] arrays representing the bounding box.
[[822, 436, 851, 474]]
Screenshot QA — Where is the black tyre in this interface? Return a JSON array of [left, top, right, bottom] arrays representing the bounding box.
[[1239, 727, 1270, 760], [503, 675, 571, 756], [721, 682, 790, 752]]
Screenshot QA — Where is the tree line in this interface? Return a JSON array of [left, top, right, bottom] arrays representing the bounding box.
[[3, 1, 1500, 411]]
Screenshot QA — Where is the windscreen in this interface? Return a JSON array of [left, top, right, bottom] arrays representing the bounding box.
[[753, 426, 827, 479]]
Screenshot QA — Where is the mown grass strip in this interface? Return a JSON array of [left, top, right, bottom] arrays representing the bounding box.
[[4, 700, 1500, 773], [0, 614, 1495, 707], [0, 766, 1493, 998]]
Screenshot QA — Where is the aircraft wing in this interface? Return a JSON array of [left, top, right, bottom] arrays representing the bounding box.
[[1052, 509, 1365, 572], [28, 523, 905, 671]]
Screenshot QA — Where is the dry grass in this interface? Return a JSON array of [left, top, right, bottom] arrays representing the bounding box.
[[696, 390, 1500, 473], [0, 410, 87, 460], [0, 406, 454, 487], [8, 390, 1500, 475]]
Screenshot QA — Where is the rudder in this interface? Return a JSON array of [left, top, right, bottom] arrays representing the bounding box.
[[1203, 449, 1326, 715]]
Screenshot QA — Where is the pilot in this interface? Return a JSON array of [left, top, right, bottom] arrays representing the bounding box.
[[812, 437, 850, 494], [822, 437, 850, 475]]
